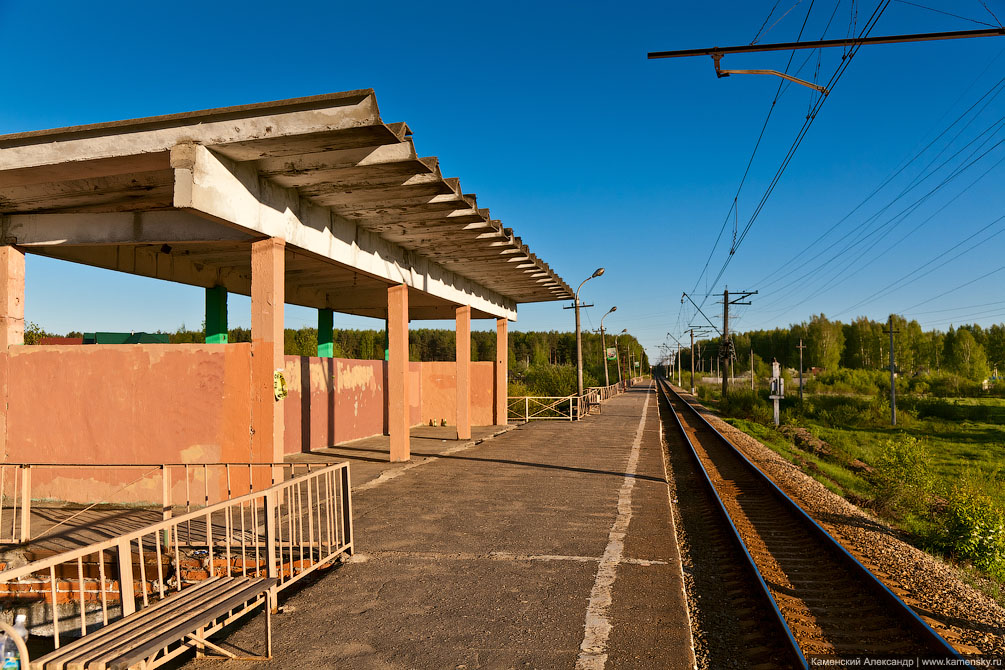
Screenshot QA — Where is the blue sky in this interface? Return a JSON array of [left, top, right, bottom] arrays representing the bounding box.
[[1, 0, 1003, 360]]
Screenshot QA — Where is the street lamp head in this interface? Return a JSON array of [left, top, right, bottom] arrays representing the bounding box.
[[592, 267, 605, 278], [608, 306, 617, 314], [620, 329, 628, 334]]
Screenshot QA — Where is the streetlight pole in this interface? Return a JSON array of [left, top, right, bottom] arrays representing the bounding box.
[[574, 268, 605, 398], [600, 306, 617, 388]]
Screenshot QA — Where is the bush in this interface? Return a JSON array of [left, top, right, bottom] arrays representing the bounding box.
[[936, 474, 1005, 579], [897, 397, 1002, 422], [811, 368, 885, 395], [696, 383, 720, 403], [925, 372, 984, 398], [870, 435, 932, 518], [520, 364, 598, 397], [720, 390, 773, 424]]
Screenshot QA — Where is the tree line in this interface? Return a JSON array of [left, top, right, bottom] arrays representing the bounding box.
[[679, 314, 1003, 381], [26, 323, 649, 390]]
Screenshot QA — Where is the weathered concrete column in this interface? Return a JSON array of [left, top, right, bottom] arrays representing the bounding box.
[[0, 246, 25, 350], [455, 305, 471, 440], [495, 318, 508, 426], [387, 284, 410, 462], [318, 308, 334, 357], [205, 286, 228, 343], [0, 246, 24, 461], [251, 238, 285, 463]]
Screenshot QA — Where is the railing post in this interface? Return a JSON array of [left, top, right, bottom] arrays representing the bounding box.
[[525, 397, 529, 423], [161, 465, 172, 521], [341, 466, 354, 555], [265, 489, 279, 611], [265, 490, 278, 579], [19, 465, 30, 544], [569, 397, 574, 421], [117, 537, 136, 616]]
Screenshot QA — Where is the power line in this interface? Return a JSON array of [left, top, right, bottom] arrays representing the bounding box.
[[980, 0, 1003, 28], [836, 212, 1005, 314], [756, 73, 1005, 290], [697, 0, 893, 312], [901, 263, 1005, 312], [892, 0, 998, 27], [689, 0, 819, 298], [905, 299, 1005, 316], [752, 0, 787, 44], [757, 113, 1005, 313]]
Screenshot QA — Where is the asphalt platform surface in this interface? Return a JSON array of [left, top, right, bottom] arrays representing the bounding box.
[[190, 383, 694, 670]]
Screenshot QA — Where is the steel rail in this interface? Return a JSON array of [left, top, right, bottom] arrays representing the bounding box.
[[655, 375, 971, 665], [655, 377, 806, 669]]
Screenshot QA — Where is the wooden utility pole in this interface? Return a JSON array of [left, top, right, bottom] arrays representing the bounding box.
[[721, 289, 757, 398], [797, 339, 806, 401], [885, 316, 899, 426], [722, 289, 729, 398], [689, 329, 695, 394], [677, 342, 682, 387]]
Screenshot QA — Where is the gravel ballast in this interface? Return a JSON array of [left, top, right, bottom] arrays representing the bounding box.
[[679, 391, 1005, 657]]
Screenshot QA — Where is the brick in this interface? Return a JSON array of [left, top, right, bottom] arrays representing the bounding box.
[[44, 591, 74, 605], [181, 570, 210, 581]]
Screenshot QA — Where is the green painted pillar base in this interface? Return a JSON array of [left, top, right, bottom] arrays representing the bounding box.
[[205, 286, 228, 344], [318, 308, 334, 358]]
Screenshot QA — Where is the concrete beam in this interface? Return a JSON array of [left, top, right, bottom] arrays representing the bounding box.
[[0, 171, 174, 213], [2, 212, 253, 246], [29, 244, 253, 295], [254, 141, 417, 177], [0, 91, 382, 170], [172, 144, 517, 320]]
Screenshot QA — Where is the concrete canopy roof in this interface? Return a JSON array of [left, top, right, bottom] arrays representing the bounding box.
[[0, 91, 573, 320]]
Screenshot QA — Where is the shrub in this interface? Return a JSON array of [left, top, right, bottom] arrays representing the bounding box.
[[812, 368, 885, 395], [936, 474, 1005, 579], [523, 364, 579, 397], [899, 397, 999, 422], [870, 435, 932, 517], [696, 384, 719, 403], [720, 390, 773, 424]]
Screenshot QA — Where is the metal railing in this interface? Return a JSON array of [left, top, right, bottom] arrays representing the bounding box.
[[586, 383, 621, 402], [0, 462, 352, 649], [507, 395, 577, 421], [0, 462, 330, 545], [507, 387, 609, 423]]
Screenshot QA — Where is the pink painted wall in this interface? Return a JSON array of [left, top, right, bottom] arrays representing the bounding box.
[[409, 362, 422, 428], [0, 344, 253, 503], [3, 344, 252, 464], [282, 356, 387, 455], [420, 362, 455, 426], [282, 358, 425, 454], [419, 361, 495, 428], [0, 346, 499, 499], [472, 362, 494, 425]]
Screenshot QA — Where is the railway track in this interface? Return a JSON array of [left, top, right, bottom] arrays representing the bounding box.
[[655, 376, 970, 668]]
